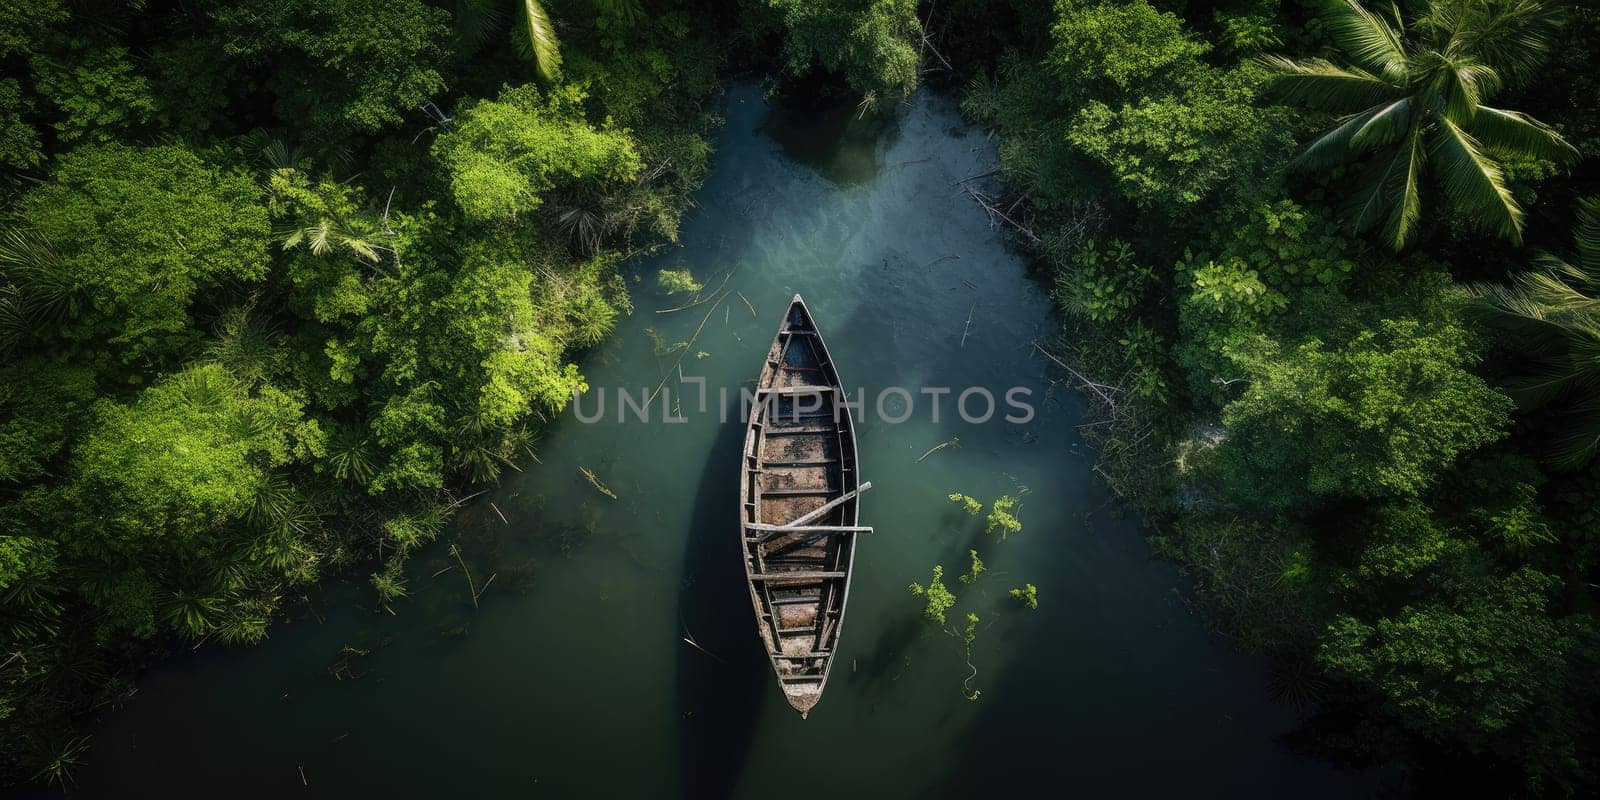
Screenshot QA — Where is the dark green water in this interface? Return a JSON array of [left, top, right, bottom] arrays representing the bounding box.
[[59, 85, 1381, 798]]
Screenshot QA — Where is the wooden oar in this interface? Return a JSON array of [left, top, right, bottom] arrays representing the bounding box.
[[780, 482, 872, 529], [757, 385, 837, 395]]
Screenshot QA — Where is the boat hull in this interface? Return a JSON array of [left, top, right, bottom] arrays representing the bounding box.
[[738, 296, 861, 717]]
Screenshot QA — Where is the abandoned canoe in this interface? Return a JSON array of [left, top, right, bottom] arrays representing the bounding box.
[[739, 294, 870, 718]]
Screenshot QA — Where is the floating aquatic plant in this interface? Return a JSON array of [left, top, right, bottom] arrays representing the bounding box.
[[1009, 583, 1038, 610], [959, 549, 985, 585], [655, 268, 702, 295], [908, 565, 956, 624], [947, 492, 982, 516], [986, 494, 1023, 540]]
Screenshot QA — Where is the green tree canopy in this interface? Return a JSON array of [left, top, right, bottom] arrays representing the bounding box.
[[1321, 567, 1582, 753], [0, 78, 42, 171], [764, 0, 922, 108], [1069, 66, 1285, 209], [1048, 0, 1207, 96], [432, 85, 642, 223], [6, 143, 269, 360], [209, 0, 450, 134], [29, 41, 158, 146], [0, 356, 95, 484], [1218, 314, 1513, 507], [69, 364, 318, 548]]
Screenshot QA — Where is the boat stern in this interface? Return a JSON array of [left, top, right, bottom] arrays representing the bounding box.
[[782, 683, 823, 719]]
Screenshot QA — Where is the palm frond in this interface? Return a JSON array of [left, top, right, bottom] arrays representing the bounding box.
[[1257, 56, 1403, 114], [1350, 97, 1414, 151], [1545, 396, 1600, 470], [451, 0, 505, 49], [1328, 0, 1408, 81], [278, 218, 384, 264], [1505, 263, 1600, 317], [173, 364, 237, 411], [1473, 251, 1600, 367], [1292, 106, 1381, 170], [0, 284, 23, 353], [1500, 364, 1577, 408], [0, 228, 81, 323], [1442, 0, 1562, 88], [208, 304, 282, 385], [1439, 58, 1500, 120], [1378, 125, 1426, 251], [1475, 275, 1600, 403], [246, 472, 301, 532], [1347, 125, 1424, 249], [262, 139, 304, 172], [344, 236, 381, 263], [518, 0, 563, 84], [1431, 116, 1523, 244], [326, 423, 377, 484], [553, 204, 603, 254], [308, 221, 333, 256], [1576, 197, 1600, 278], [160, 589, 224, 639], [1469, 105, 1579, 164]]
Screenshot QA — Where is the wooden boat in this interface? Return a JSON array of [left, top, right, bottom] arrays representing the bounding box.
[[739, 295, 870, 718]]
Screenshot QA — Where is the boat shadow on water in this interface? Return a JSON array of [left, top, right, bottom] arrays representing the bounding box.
[[841, 613, 923, 712], [674, 419, 768, 799]]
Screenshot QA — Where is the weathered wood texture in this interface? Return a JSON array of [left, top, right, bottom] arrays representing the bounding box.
[[739, 295, 863, 718]]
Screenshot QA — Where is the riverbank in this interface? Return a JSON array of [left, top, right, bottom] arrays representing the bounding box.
[[946, 0, 1600, 794]]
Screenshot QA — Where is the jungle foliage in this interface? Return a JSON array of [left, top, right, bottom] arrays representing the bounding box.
[[949, 0, 1600, 793], [0, 0, 898, 784], [6, 0, 1600, 793]]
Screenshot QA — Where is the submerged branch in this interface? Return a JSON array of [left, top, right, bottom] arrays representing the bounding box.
[[963, 186, 1041, 244], [449, 543, 480, 608], [580, 466, 619, 500], [915, 436, 961, 463], [656, 270, 733, 314], [645, 282, 734, 407], [1032, 341, 1119, 409]]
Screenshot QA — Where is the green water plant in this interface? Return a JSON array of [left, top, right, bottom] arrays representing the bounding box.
[[947, 492, 983, 515], [986, 494, 1023, 540], [1009, 583, 1039, 609], [959, 549, 986, 585], [371, 560, 410, 603], [958, 613, 981, 701], [908, 565, 957, 624], [655, 268, 702, 295], [644, 327, 687, 356]]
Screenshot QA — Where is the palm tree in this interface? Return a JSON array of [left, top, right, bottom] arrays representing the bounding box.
[[1260, 0, 1579, 249], [1475, 197, 1600, 467]]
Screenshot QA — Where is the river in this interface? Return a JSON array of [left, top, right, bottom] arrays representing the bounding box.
[[58, 84, 1380, 798]]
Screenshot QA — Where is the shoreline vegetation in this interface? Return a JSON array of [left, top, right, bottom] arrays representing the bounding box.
[[0, 0, 745, 784], [1, 0, 1597, 796], [945, 0, 1600, 795], [0, 0, 933, 785]]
